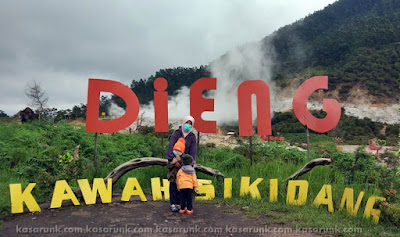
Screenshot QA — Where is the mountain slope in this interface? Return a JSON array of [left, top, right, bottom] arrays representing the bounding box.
[[266, 0, 400, 101], [115, 0, 400, 107]]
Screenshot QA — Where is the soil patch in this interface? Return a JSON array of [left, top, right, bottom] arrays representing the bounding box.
[[1, 200, 333, 237]]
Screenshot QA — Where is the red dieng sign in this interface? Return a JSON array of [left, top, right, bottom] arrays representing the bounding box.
[[86, 76, 341, 136]]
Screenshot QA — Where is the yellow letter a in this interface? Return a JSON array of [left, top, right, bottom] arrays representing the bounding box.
[[50, 180, 80, 208], [121, 178, 147, 202], [313, 184, 334, 213]]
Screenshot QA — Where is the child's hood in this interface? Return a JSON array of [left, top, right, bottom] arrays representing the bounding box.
[[181, 165, 195, 174]]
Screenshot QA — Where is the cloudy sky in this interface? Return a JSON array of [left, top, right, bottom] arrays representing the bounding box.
[[0, 0, 336, 116]]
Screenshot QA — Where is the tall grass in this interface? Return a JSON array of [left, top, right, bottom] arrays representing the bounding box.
[[0, 121, 398, 236]]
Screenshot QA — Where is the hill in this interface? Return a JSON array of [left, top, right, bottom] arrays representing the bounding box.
[[115, 0, 400, 107], [265, 0, 400, 102], [111, 66, 210, 109]]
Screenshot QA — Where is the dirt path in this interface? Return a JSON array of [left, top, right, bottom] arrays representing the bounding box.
[[338, 145, 394, 154], [1, 200, 332, 237]]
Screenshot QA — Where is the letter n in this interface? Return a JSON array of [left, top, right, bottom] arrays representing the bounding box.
[[237, 80, 271, 136], [340, 188, 364, 216]]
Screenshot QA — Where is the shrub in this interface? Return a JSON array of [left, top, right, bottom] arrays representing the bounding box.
[[379, 201, 400, 226]]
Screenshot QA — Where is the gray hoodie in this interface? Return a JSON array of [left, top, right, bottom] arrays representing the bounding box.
[[181, 165, 196, 174]]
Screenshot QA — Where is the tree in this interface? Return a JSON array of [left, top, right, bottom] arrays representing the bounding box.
[[99, 95, 111, 115], [0, 110, 8, 118], [71, 103, 86, 119], [25, 81, 48, 121]]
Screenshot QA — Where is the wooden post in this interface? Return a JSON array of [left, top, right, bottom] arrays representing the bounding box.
[[129, 127, 132, 134], [73, 157, 226, 198], [94, 133, 98, 176], [249, 136, 253, 165], [197, 131, 200, 155], [306, 126, 311, 159], [161, 133, 165, 158]]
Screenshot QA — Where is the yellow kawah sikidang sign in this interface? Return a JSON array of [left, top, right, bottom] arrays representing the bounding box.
[[9, 177, 385, 224]]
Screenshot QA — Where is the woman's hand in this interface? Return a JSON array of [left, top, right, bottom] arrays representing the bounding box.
[[172, 155, 181, 164]]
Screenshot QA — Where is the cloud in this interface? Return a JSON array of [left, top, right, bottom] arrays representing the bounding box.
[[0, 0, 337, 116]]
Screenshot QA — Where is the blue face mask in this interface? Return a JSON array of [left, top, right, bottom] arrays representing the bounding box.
[[183, 123, 192, 132], [173, 151, 182, 156]]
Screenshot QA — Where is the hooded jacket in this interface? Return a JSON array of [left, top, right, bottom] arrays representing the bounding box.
[[176, 166, 198, 191], [166, 125, 197, 166]]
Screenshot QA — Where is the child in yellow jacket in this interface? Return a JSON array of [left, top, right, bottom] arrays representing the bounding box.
[[176, 154, 198, 215]]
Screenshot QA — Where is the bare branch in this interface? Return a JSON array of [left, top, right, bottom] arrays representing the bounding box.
[[285, 158, 331, 181], [25, 81, 48, 116], [74, 157, 225, 198]]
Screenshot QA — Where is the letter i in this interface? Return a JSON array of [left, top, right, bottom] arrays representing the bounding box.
[[154, 78, 169, 132], [269, 179, 278, 202], [224, 178, 232, 199]]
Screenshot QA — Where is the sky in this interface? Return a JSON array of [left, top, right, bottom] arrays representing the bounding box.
[[0, 0, 337, 116]]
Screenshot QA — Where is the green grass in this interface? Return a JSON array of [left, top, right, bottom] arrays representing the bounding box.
[[282, 132, 334, 144], [0, 121, 399, 236], [0, 170, 29, 216], [219, 197, 399, 237], [117, 146, 399, 236]]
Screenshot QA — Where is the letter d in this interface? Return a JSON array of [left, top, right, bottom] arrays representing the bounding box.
[[86, 79, 139, 133]]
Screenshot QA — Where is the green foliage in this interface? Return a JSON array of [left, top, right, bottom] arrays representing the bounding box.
[[379, 199, 400, 226], [261, 142, 308, 164], [0, 110, 8, 118], [331, 151, 355, 179], [199, 146, 247, 171], [112, 66, 210, 107], [271, 110, 399, 146], [266, 0, 400, 100], [62, 0, 400, 108], [138, 125, 155, 135], [352, 147, 376, 183], [0, 121, 165, 203], [71, 103, 86, 119], [1, 121, 399, 230]]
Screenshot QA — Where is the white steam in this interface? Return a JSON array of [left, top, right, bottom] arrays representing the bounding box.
[[108, 102, 126, 119], [107, 40, 399, 128], [205, 41, 277, 123], [140, 86, 191, 122], [135, 40, 285, 126], [341, 103, 400, 124]]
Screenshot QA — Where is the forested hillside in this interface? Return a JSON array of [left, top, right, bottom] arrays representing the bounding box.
[[114, 0, 400, 107], [105, 0, 400, 146], [112, 66, 210, 108], [266, 0, 400, 101]]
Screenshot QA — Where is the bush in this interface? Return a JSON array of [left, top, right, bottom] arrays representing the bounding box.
[[379, 201, 400, 226]]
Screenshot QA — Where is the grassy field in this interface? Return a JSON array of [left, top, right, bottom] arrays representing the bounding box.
[[0, 121, 399, 236]]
